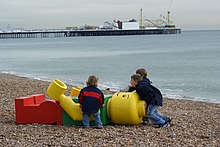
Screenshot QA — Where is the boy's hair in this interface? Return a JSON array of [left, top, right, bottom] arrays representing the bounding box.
[[86, 75, 99, 87], [136, 68, 148, 78], [131, 74, 142, 82]]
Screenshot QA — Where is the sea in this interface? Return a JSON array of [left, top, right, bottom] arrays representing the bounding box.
[[0, 30, 220, 104]]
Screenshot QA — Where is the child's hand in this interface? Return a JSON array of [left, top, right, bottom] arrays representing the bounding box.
[[102, 104, 105, 107]]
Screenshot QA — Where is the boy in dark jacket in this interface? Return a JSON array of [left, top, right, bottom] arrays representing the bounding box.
[[131, 72, 172, 128], [78, 75, 104, 128]]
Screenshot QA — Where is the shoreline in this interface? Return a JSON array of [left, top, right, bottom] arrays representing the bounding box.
[[1, 71, 219, 105], [0, 73, 220, 146]]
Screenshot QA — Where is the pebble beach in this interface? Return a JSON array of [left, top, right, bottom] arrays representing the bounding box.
[[0, 73, 220, 146]]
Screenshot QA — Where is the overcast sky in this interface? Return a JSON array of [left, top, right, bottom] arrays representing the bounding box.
[[0, 0, 220, 30]]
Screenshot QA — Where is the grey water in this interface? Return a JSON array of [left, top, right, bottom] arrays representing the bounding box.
[[0, 30, 220, 103]]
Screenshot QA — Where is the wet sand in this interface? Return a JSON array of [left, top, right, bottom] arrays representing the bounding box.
[[0, 73, 219, 146]]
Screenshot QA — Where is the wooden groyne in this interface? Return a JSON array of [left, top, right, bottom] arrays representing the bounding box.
[[0, 28, 181, 39]]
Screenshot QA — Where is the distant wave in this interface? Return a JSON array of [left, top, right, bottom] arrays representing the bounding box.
[[31, 50, 171, 59], [1, 71, 52, 82], [162, 88, 220, 104]]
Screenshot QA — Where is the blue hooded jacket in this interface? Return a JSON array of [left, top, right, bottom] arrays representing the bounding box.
[[136, 78, 163, 106]]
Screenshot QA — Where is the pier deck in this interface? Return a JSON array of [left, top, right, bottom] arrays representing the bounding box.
[[0, 28, 181, 39]]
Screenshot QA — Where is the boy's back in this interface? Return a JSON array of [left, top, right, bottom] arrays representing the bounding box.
[[79, 86, 104, 113]]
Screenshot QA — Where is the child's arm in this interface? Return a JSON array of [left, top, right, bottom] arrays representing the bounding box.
[[78, 89, 83, 108], [99, 91, 105, 107]]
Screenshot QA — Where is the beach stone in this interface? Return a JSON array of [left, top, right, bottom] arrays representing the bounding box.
[[0, 73, 220, 146]]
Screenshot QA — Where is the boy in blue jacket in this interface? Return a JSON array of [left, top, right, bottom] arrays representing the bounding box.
[[78, 75, 104, 129], [131, 71, 172, 128]]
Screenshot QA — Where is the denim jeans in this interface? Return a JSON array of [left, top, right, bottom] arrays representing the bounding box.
[[147, 104, 169, 127], [82, 112, 102, 128]]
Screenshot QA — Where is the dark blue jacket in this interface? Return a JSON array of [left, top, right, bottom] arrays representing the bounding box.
[[136, 78, 163, 106], [78, 86, 104, 113]]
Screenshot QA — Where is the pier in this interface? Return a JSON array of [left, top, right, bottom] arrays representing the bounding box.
[[0, 28, 181, 39], [0, 30, 66, 39]]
